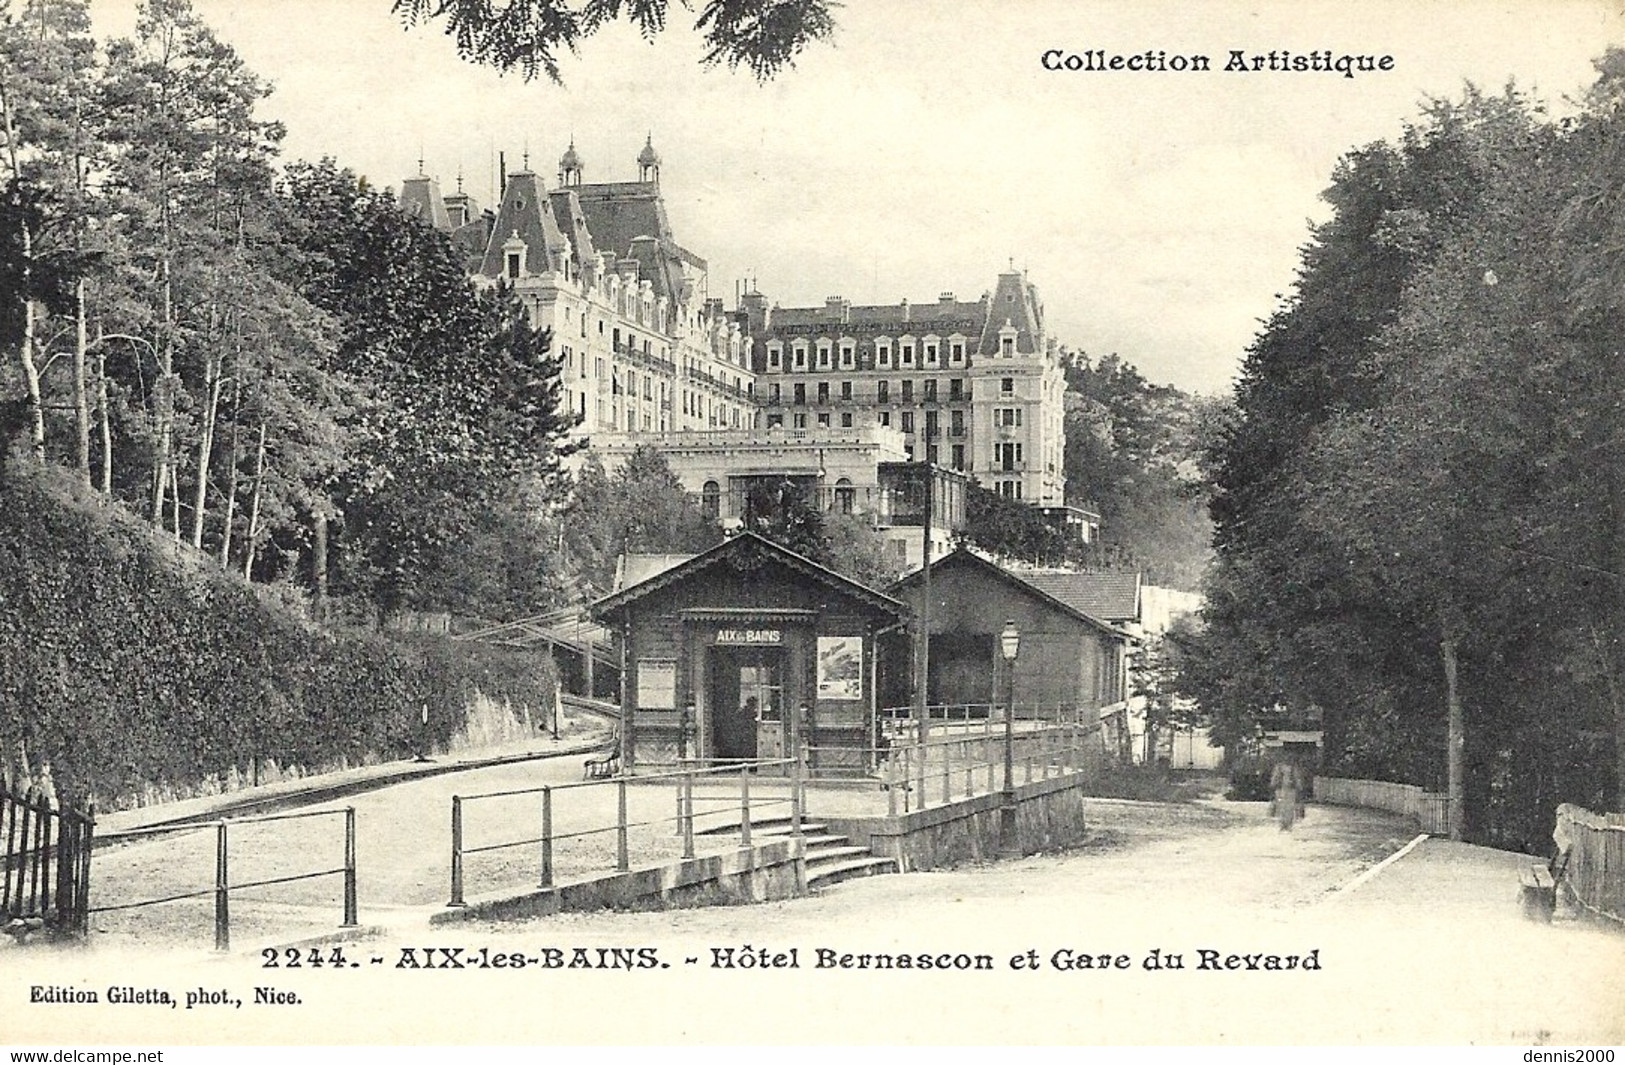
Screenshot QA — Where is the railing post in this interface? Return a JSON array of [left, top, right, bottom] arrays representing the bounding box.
[[540, 787, 553, 889], [449, 795, 465, 907], [791, 749, 805, 841], [214, 821, 230, 952], [342, 807, 358, 927], [616, 778, 630, 872], [682, 770, 696, 860], [739, 768, 752, 848], [942, 747, 951, 805], [886, 748, 898, 819], [902, 744, 913, 813]]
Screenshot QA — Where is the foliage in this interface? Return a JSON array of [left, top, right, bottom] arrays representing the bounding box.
[[276, 159, 578, 616], [958, 480, 1080, 566], [1061, 351, 1223, 590], [0, 460, 553, 807], [391, 0, 837, 82], [1183, 76, 1625, 848], [555, 447, 721, 601]]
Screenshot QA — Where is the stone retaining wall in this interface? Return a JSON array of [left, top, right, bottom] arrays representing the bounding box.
[[823, 772, 1092, 872], [431, 837, 805, 924]]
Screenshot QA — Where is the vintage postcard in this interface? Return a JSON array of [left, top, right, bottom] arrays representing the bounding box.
[[2, 0, 1624, 1051]]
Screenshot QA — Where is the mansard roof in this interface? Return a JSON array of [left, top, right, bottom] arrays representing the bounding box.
[[978, 270, 1045, 355], [477, 170, 567, 277], [399, 174, 452, 230]]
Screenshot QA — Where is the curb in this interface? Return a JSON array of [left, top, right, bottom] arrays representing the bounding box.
[[96, 736, 613, 845]]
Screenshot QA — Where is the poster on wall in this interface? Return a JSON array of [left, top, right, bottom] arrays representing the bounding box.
[[816, 636, 863, 700], [636, 659, 677, 709]]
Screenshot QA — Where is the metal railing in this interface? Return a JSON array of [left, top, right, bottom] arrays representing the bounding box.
[[1556, 802, 1625, 926], [3, 787, 95, 936], [810, 716, 1103, 817], [90, 807, 357, 951], [448, 755, 805, 906]]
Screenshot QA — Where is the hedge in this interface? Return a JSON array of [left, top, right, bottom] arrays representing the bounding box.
[[0, 462, 554, 807]]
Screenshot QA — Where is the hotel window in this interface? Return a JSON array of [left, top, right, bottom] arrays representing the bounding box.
[[702, 481, 720, 519], [879, 411, 891, 427], [997, 442, 1023, 470], [1001, 377, 1014, 394], [767, 413, 784, 428], [950, 409, 965, 436], [793, 343, 808, 370], [794, 383, 806, 405], [950, 340, 965, 362], [794, 412, 807, 428], [768, 343, 782, 370], [877, 380, 890, 403], [840, 343, 855, 368], [951, 444, 965, 470], [998, 479, 1022, 499], [769, 383, 781, 403], [817, 382, 829, 404], [876, 339, 892, 368], [923, 380, 937, 402], [949, 378, 964, 400], [901, 411, 914, 433], [840, 380, 853, 401], [927, 445, 938, 464], [817, 341, 832, 368], [818, 412, 831, 427], [506, 250, 521, 279], [841, 412, 853, 428], [1001, 337, 1015, 357], [901, 380, 913, 401], [924, 341, 939, 366], [901, 342, 915, 366], [834, 477, 855, 514], [996, 407, 1022, 427], [925, 410, 938, 437]]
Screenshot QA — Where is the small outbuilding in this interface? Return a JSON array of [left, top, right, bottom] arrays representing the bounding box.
[[591, 533, 908, 772], [884, 549, 1131, 715]]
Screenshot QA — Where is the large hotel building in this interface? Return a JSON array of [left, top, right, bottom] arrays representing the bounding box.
[[400, 140, 1087, 562]]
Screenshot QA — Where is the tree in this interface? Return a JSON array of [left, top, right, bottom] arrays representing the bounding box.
[[278, 159, 579, 617], [392, 0, 837, 82], [555, 447, 720, 600], [0, 0, 100, 468]]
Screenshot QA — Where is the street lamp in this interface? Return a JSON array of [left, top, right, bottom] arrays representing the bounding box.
[[999, 619, 1020, 858]]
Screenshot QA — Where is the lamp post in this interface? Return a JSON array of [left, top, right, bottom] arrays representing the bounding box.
[[999, 619, 1020, 858]]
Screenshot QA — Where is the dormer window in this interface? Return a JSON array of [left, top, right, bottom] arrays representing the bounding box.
[[901, 340, 915, 366], [817, 341, 832, 369], [501, 231, 527, 279], [793, 342, 808, 370], [924, 338, 940, 366], [768, 342, 783, 370], [839, 341, 855, 368], [876, 337, 892, 368]]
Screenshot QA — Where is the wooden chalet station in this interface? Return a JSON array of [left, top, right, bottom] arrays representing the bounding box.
[[590, 533, 908, 773]]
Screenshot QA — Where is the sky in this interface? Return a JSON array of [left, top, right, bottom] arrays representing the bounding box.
[[86, 0, 1625, 395]]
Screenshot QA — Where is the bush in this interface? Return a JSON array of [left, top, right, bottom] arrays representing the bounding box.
[[0, 462, 553, 807], [1226, 764, 1273, 801]]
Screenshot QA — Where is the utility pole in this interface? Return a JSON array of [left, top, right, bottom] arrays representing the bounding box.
[[914, 439, 933, 796]]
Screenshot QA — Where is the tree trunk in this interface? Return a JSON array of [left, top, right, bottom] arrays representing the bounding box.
[[150, 166, 175, 527], [311, 509, 328, 620], [73, 280, 90, 483], [1, 75, 46, 462], [242, 419, 267, 579], [1440, 614, 1465, 842], [218, 376, 242, 566], [190, 348, 224, 549], [96, 336, 112, 494]]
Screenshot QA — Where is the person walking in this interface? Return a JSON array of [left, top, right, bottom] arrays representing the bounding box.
[[1270, 760, 1301, 831]]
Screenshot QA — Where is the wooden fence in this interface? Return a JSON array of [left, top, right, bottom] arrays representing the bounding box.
[[2, 786, 94, 936], [1313, 776, 1450, 835], [1555, 803, 1625, 927]]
